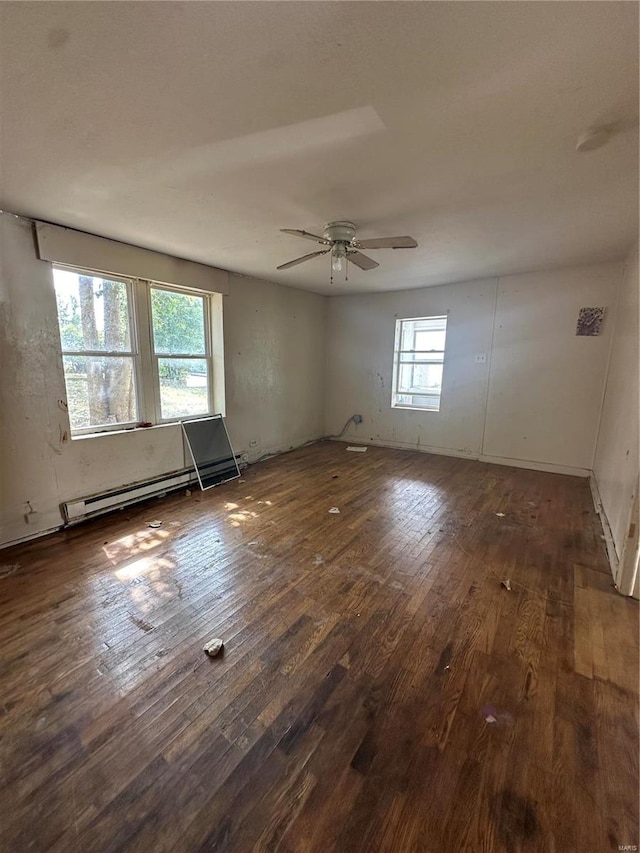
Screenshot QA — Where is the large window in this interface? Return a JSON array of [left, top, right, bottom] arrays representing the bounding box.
[[53, 267, 215, 435], [391, 315, 448, 411]]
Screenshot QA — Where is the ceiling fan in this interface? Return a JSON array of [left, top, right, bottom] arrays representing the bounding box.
[[277, 221, 418, 274]]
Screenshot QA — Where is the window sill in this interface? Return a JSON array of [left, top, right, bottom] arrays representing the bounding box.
[[391, 405, 441, 413], [71, 422, 183, 441]]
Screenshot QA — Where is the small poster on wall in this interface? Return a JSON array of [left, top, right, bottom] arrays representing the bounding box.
[[576, 307, 606, 336]]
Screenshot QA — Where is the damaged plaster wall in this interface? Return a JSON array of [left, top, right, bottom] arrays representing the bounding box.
[[593, 241, 639, 574], [0, 216, 66, 540], [0, 215, 326, 547], [325, 262, 621, 474]]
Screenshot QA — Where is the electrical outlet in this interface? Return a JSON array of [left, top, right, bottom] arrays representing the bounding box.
[[249, 440, 258, 447], [474, 353, 487, 364]]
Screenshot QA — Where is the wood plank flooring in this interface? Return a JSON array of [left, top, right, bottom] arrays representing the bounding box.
[[0, 441, 637, 852]]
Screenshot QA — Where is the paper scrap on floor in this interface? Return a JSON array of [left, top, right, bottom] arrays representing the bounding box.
[[346, 446, 367, 453]]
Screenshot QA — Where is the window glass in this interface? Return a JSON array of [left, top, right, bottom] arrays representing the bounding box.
[[151, 289, 206, 355], [397, 363, 443, 395], [62, 355, 138, 431], [54, 270, 132, 352], [157, 358, 209, 419], [414, 329, 446, 351]]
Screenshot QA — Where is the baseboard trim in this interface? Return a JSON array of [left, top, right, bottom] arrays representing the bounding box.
[[332, 435, 477, 460], [333, 434, 590, 476], [0, 523, 64, 551], [246, 432, 325, 464], [478, 454, 590, 478], [589, 474, 619, 580]]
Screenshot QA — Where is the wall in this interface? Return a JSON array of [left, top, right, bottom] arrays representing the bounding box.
[[0, 215, 325, 547], [325, 262, 622, 475], [593, 241, 639, 592], [324, 278, 496, 458], [482, 265, 619, 471], [223, 273, 325, 460]]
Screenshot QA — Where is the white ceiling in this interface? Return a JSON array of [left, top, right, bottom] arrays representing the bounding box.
[[0, 2, 637, 295]]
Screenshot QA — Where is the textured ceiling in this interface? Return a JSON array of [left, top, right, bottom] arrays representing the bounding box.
[[0, 1, 637, 295]]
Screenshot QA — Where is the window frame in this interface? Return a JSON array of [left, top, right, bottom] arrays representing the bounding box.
[[391, 315, 448, 412], [54, 265, 142, 436], [147, 283, 215, 425], [53, 264, 216, 437]]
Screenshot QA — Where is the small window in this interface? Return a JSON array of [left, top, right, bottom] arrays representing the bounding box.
[[150, 287, 211, 420], [53, 268, 138, 433], [392, 315, 448, 411]]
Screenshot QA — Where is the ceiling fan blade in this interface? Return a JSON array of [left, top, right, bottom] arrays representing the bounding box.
[[277, 250, 330, 270], [347, 251, 379, 271], [281, 228, 328, 245], [355, 236, 418, 249]]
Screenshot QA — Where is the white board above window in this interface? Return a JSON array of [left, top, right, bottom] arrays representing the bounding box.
[[35, 222, 229, 295]]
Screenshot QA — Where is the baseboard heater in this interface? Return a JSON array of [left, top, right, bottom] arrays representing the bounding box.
[[61, 454, 243, 524]]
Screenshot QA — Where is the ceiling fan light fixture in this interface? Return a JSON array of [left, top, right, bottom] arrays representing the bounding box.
[[277, 222, 418, 279], [331, 242, 347, 272]]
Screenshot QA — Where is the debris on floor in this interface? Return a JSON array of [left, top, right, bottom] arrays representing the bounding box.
[[0, 564, 19, 578], [185, 489, 191, 496], [329, 507, 341, 514], [495, 512, 506, 518], [346, 446, 367, 452], [148, 520, 162, 528], [129, 614, 154, 633], [203, 638, 224, 657], [482, 705, 515, 727], [501, 579, 512, 591], [332, 475, 339, 479]]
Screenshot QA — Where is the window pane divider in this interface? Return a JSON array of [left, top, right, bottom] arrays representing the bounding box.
[[61, 350, 137, 358], [153, 353, 208, 359]]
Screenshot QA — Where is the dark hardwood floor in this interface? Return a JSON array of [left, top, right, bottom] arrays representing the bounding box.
[[0, 441, 638, 852]]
